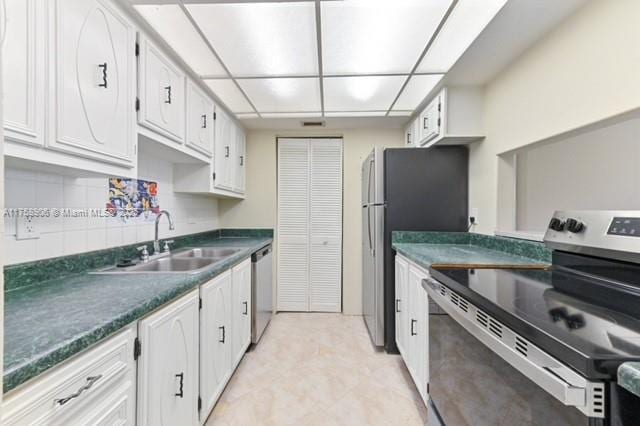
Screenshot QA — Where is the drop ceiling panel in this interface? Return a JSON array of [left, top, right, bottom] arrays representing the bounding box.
[[325, 111, 386, 117], [321, 0, 452, 74], [204, 79, 253, 113], [417, 0, 508, 73], [238, 78, 321, 112], [324, 76, 405, 111], [261, 112, 322, 118], [134, 5, 226, 76], [393, 74, 444, 110], [186, 2, 318, 77]]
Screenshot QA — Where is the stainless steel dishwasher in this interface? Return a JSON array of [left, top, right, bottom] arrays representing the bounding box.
[[251, 244, 273, 344]]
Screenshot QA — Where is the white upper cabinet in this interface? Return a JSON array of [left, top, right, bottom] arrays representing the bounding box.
[[185, 79, 214, 157], [213, 108, 234, 191], [138, 35, 185, 144], [49, 0, 136, 167], [419, 94, 442, 145], [233, 126, 246, 193], [3, 0, 45, 147], [137, 290, 200, 426], [417, 87, 484, 147]]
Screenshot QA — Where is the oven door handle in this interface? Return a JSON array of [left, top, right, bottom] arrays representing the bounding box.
[[423, 277, 595, 414]]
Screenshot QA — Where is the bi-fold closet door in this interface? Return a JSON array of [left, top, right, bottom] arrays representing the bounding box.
[[277, 138, 343, 313]]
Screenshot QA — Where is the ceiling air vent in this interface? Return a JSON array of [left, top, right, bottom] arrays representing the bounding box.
[[301, 121, 326, 127]]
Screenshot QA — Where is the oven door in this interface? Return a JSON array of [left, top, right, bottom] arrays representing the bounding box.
[[424, 278, 603, 426]]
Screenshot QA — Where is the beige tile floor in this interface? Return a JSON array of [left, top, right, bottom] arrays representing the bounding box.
[[205, 312, 427, 426]]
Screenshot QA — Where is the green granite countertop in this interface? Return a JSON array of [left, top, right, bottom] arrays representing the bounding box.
[[392, 231, 551, 270], [618, 362, 640, 398], [4, 230, 272, 393]]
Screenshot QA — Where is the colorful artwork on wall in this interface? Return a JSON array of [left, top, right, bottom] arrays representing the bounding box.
[[106, 177, 159, 222]]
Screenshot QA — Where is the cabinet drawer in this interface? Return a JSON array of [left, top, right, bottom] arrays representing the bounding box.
[[3, 325, 137, 425]]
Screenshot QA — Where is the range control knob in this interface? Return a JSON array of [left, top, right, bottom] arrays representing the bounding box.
[[548, 218, 565, 232], [565, 218, 585, 233]]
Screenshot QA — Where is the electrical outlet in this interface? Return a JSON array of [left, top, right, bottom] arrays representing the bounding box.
[[16, 215, 40, 240], [470, 208, 479, 225]]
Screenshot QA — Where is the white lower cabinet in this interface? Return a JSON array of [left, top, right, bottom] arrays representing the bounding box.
[[2, 325, 137, 426], [232, 259, 252, 368], [394, 255, 409, 358], [395, 254, 429, 405], [137, 290, 200, 426], [200, 270, 233, 421]]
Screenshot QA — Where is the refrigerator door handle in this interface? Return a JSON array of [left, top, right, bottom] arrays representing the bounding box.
[[366, 157, 375, 254]]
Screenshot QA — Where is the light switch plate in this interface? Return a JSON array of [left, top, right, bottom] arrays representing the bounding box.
[[16, 215, 40, 240]]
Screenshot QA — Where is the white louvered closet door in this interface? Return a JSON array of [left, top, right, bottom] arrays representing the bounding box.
[[277, 138, 343, 312], [309, 140, 343, 312], [278, 139, 311, 311]]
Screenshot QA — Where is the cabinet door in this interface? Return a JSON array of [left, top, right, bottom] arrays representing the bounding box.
[[214, 109, 233, 191], [3, 0, 45, 147], [232, 259, 252, 367], [420, 96, 441, 145], [200, 271, 232, 420], [186, 80, 214, 157], [139, 36, 185, 143], [404, 121, 413, 147], [395, 255, 409, 358], [137, 290, 199, 426], [50, 0, 136, 166], [408, 264, 429, 401], [234, 125, 246, 193]]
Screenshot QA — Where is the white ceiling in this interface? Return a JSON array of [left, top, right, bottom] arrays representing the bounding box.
[[132, 0, 508, 119]]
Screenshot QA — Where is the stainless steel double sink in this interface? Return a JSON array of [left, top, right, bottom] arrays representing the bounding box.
[[91, 247, 242, 275]]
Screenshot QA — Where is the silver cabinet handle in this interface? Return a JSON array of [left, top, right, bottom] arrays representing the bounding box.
[[164, 85, 172, 104], [175, 372, 184, 398], [423, 117, 428, 130], [243, 301, 248, 315], [219, 325, 226, 343], [225, 146, 230, 158], [395, 299, 401, 313], [410, 319, 417, 336], [55, 375, 102, 406], [202, 114, 207, 128]]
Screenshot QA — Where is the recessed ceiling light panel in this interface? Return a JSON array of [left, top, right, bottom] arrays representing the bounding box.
[[321, 0, 452, 75], [393, 74, 444, 111], [134, 5, 227, 76], [186, 2, 318, 77], [203, 79, 254, 113], [238, 78, 321, 113], [324, 76, 405, 111]]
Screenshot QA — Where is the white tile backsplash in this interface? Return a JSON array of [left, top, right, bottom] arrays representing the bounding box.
[[4, 155, 220, 264]]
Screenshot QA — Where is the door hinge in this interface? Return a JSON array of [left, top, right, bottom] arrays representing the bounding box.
[[199, 297, 203, 309], [213, 112, 217, 120], [438, 102, 441, 112], [135, 42, 140, 57], [135, 97, 140, 111], [212, 172, 216, 181], [133, 337, 142, 360], [427, 383, 429, 394], [437, 117, 441, 128], [198, 396, 202, 411]]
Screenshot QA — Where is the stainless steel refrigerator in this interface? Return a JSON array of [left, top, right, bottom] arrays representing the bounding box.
[[362, 146, 468, 352]]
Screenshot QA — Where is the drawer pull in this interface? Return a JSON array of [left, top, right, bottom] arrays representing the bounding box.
[[98, 63, 108, 88], [175, 373, 184, 398], [164, 85, 172, 104], [55, 375, 102, 406], [219, 325, 226, 343], [411, 319, 417, 336], [243, 301, 248, 315]]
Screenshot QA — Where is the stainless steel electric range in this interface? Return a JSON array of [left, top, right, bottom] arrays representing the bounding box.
[[424, 211, 640, 426]]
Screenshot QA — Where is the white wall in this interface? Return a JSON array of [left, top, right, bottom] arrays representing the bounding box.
[[220, 127, 404, 315], [4, 155, 219, 264], [470, 0, 640, 234]]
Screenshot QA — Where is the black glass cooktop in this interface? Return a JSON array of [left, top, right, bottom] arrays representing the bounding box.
[[429, 266, 640, 379]]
